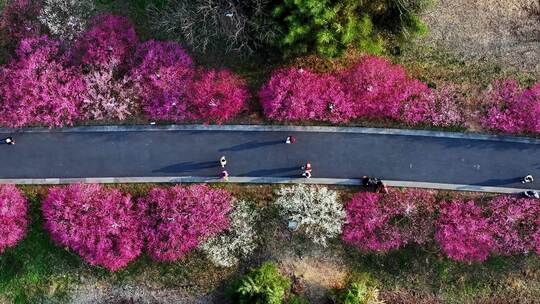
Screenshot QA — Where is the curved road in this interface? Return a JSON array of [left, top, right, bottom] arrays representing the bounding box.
[[0, 125, 539, 191]]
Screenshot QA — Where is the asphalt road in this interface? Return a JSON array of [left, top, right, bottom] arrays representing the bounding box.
[[0, 128, 539, 189]]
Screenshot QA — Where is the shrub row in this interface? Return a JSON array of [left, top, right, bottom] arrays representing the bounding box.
[[1, 2, 539, 135], [0, 13, 248, 127], [260, 56, 464, 126], [4, 184, 540, 270], [343, 189, 540, 262]]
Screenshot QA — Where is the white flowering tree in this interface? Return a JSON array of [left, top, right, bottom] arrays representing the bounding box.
[[274, 185, 345, 247], [200, 200, 259, 267], [81, 63, 140, 121], [39, 0, 94, 40]]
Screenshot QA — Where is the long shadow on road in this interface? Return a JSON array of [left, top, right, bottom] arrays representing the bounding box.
[[153, 161, 218, 173], [219, 140, 283, 152]]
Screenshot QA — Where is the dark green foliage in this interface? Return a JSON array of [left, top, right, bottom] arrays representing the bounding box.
[[272, 0, 431, 57], [227, 262, 292, 304], [272, 0, 383, 57], [365, 0, 430, 41]]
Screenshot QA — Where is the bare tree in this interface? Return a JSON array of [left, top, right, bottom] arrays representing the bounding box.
[[149, 0, 278, 56]]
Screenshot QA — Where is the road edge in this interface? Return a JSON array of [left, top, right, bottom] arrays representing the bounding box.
[[1, 124, 539, 144], [0, 176, 534, 194]]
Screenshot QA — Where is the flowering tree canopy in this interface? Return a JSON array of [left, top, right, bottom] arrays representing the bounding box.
[[81, 63, 140, 121], [340, 56, 430, 121], [72, 13, 138, 68], [402, 83, 464, 127], [139, 185, 232, 262], [274, 185, 345, 246], [200, 200, 259, 267], [260, 56, 441, 125], [42, 184, 142, 271], [38, 0, 95, 41], [435, 200, 494, 262], [132, 40, 248, 123], [480, 80, 540, 134], [0, 184, 28, 253], [186, 69, 249, 123], [0, 36, 85, 127], [259, 67, 353, 123], [488, 196, 540, 255], [133, 40, 193, 73], [342, 189, 435, 252]]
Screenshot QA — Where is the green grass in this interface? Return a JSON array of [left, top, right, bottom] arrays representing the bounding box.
[[343, 244, 540, 303], [0, 188, 83, 303]]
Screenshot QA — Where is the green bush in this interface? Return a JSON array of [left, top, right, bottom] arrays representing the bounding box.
[[332, 273, 384, 304], [272, 0, 383, 57], [227, 262, 292, 304], [272, 0, 432, 57]]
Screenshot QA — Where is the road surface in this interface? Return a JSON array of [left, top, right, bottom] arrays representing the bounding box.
[[1, 125, 539, 190]]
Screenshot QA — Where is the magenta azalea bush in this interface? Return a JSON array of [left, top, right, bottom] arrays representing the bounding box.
[[186, 69, 249, 123], [488, 196, 540, 255], [42, 184, 142, 271], [72, 13, 138, 68], [138, 185, 232, 262], [402, 83, 465, 127], [0, 36, 85, 127], [133, 40, 193, 73], [0, 184, 28, 253], [342, 189, 435, 252], [341, 56, 429, 121], [435, 200, 494, 262], [260, 56, 463, 126], [259, 67, 353, 122], [480, 79, 540, 134]]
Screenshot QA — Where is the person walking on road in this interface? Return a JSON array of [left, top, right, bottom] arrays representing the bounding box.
[[2, 137, 14, 145], [522, 174, 534, 183], [301, 162, 312, 178], [221, 170, 229, 181], [285, 136, 296, 144], [220, 156, 227, 168]]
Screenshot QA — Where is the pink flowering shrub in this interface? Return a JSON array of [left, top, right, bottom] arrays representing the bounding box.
[[480, 79, 540, 134], [72, 13, 138, 68], [0, 184, 28, 253], [435, 200, 494, 262], [42, 184, 142, 271], [260, 56, 445, 125], [342, 189, 435, 252], [185, 69, 249, 123], [0, 36, 85, 127], [138, 185, 232, 262], [135, 63, 195, 121], [402, 83, 464, 127], [488, 196, 540, 255], [341, 56, 430, 121], [259, 67, 353, 123], [0, 0, 42, 45], [132, 40, 248, 123], [133, 40, 193, 73]]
